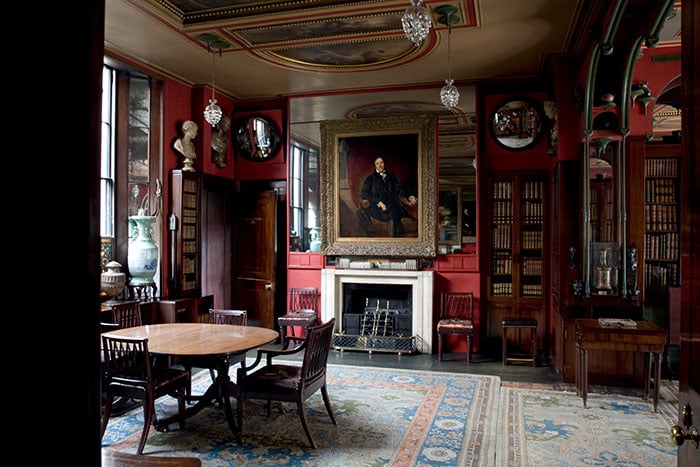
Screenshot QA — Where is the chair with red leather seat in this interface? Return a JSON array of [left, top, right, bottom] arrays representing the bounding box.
[[436, 292, 475, 363]]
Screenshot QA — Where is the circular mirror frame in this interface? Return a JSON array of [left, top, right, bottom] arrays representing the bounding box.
[[489, 96, 544, 151], [233, 115, 281, 161]]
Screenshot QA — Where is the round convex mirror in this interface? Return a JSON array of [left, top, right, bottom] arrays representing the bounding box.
[[489, 97, 544, 151], [234, 115, 281, 161]]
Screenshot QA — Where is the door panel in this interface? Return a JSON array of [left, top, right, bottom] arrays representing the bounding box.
[[232, 190, 277, 328], [676, 2, 698, 464]]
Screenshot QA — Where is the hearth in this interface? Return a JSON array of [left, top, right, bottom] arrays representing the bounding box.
[[321, 268, 434, 353]]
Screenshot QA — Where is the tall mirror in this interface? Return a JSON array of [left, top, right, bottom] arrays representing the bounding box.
[[584, 136, 624, 297], [289, 88, 477, 254]]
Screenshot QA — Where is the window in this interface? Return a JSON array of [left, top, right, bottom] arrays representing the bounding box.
[[289, 141, 319, 252], [100, 59, 162, 292]]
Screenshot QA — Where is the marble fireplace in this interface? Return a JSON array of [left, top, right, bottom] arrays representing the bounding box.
[[321, 268, 434, 353]]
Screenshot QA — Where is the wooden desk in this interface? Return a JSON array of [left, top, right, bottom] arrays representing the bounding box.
[[574, 319, 666, 411], [103, 323, 278, 437]]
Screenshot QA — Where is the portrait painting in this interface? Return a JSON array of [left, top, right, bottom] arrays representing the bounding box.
[[320, 114, 436, 257]]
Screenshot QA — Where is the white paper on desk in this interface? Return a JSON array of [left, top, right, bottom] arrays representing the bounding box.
[[598, 318, 638, 328]]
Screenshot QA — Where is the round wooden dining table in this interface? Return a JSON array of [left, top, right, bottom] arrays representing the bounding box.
[[103, 322, 279, 437]]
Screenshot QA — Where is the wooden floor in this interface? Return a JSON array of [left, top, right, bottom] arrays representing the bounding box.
[[257, 345, 565, 385]]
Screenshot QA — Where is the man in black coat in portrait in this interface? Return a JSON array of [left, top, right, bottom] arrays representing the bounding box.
[[357, 156, 417, 237]]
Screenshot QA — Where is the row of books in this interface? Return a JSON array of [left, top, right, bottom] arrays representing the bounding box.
[[644, 263, 680, 287], [644, 204, 677, 230], [491, 282, 513, 296], [644, 233, 679, 260], [645, 178, 676, 204], [521, 180, 544, 200], [491, 224, 513, 249], [645, 158, 678, 177], [521, 284, 542, 298]]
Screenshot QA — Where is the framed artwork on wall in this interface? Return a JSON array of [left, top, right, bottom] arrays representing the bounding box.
[[320, 114, 436, 257]]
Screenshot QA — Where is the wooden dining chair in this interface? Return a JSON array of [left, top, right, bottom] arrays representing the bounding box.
[[236, 318, 337, 448], [437, 292, 475, 363], [101, 301, 145, 412], [185, 309, 248, 403], [100, 335, 191, 455], [110, 300, 143, 329], [277, 287, 319, 349]]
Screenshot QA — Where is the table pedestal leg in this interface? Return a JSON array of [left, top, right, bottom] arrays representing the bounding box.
[[156, 358, 239, 437]]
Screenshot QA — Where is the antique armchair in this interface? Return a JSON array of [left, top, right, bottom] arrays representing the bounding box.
[[235, 318, 337, 448]]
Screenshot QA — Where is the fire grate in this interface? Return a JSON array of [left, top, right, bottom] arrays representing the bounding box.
[[333, 333, 417, 354]]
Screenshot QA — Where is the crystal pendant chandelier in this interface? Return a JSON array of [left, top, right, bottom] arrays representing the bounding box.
[[204, 51, 222, 127], [402, 0, 432, 46], [437, 5, 460, 109]]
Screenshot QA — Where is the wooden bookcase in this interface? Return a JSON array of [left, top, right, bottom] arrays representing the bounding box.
[[484, 172, 547, 355], [642, 150, 681, 304], [628, 141, 682, 307], [170, 170, 202, 298]]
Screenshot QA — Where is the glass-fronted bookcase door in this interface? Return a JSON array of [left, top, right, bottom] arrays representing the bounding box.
[[485, 172, 547, 351]]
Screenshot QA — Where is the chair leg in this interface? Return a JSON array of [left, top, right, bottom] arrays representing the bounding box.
[[279, 326, 287, 350], [235, 396, 244, 444], [137, 398, 155, 455], [100, 394, 113, 439], [466, 335, 472, 363], [320, 385, 337, 425], [438, 334, 444, 362], [296, 400, 318, 449]]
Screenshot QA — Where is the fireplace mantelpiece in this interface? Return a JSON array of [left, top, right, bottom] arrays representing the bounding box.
[[321, 268, 434, 353]]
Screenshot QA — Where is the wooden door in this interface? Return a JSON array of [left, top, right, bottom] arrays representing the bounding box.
[[232, 190, 277, 328], [677, 2, 699, 464]]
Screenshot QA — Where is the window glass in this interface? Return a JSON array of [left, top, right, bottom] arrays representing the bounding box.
[[99, 61, 161, 288]]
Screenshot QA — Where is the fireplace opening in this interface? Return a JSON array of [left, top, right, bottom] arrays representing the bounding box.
[[337, 284, 413, 352]]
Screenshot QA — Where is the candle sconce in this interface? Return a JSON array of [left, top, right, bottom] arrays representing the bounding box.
[[568, 246, 577, 269], [627, 244, 639, 297]]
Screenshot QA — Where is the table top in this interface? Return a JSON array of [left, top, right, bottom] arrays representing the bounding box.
[[574, 319, 667, 349], [103, 323, 278, 357]]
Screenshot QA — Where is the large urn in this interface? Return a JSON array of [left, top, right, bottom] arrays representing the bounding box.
[[128, 215, 159, 286], [101, 260, 126, 304]]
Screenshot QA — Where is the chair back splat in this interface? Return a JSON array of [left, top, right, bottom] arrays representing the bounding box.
[[236, 318, 337, 448], [209, 308, 247, 326], [110, 300, 143, 329], [278, 287, 319, 349], [436, 292, 475, 363]]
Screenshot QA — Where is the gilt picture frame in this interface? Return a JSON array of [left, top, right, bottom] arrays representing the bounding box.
[[320, 114, 436, 257]]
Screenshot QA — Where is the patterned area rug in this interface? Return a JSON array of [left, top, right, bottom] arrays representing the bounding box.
[[102, 364, 501, 466], [496, 380, 678, 466]]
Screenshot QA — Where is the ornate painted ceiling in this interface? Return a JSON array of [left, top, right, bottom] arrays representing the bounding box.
[[105, 0, 681, 188]]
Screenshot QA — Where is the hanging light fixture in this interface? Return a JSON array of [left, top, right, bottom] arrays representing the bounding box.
[[437, 5, 460, 110], [203, 50, 222, 127], [402, 0, 432, 46], [199, 34, 230, 128]]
